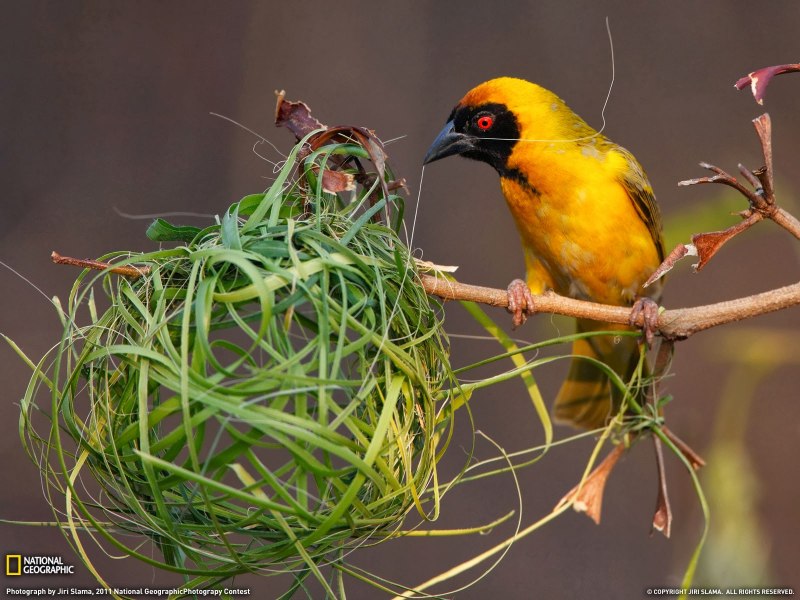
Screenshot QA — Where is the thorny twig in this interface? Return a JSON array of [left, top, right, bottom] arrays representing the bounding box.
[[644, 113, 800, 284]]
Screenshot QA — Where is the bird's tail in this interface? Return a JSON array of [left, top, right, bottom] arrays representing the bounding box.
[[553, 318, 643, 430]]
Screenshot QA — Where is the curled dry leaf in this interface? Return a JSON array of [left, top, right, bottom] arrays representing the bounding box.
[[555, 444, 625, 525], [651, 437, 672, 538], [274, 90, 325, 138], [274, 93, 390, 198], [689, 216, 757, 271], [734, 63, 800, 105], [321, 169, 356, 193]]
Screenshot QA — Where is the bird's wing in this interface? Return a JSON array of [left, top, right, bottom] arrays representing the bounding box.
[[615, 147, 665, 262]]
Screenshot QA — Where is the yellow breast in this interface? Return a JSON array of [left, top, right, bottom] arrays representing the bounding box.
[[500, 145, 661, 306]]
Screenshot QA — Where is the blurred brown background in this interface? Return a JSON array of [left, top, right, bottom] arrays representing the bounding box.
[[2, 2, 799, 598]]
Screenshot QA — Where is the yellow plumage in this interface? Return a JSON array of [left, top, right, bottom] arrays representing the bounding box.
[[425, 77, 664, 429]]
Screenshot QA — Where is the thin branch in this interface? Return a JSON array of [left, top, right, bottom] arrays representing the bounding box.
[[418, 273, 800, 341], [59, 249, 799, 343], [51, 251, 151, 278], [771, 207, 800, 238], [54, 249, 798, 342]]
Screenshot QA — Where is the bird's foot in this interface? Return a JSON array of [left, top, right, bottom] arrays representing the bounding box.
[[629, 296, 660, 346], [506, 279, 536, 328]]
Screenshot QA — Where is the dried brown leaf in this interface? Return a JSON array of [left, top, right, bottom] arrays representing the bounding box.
[[690, 215, 757, 271], [652, 437, 672, 538], [735, 63, 800, 105], [556, 444, 624, 525], [272, 96, 393, 223], [321, 169, 355, 193], [274, 90, 325, 139], [691, 230, 734, 271]]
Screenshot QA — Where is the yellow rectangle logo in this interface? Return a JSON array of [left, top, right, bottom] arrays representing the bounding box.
[[6, 554, 22, 576]]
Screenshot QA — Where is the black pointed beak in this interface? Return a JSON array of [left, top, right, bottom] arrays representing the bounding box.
[[423, 120, 474, 165]]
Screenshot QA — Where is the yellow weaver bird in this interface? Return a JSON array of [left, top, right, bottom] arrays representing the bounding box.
[[424, 77, 665, 430]]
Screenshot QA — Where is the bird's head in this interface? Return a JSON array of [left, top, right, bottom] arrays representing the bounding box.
[[423, 77, 578, 173]]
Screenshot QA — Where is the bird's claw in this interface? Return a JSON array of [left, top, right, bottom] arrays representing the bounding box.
[[630, 297, 660, 346], [507, 278, 536, 328]]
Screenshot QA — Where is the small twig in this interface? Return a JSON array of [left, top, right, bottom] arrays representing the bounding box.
[[654, 113, 800, 281], [737, 163, 765, 198], [683, 161, 754, 199], [51, 251, 151, 279], [770, 207, 800, 239], [752, 114, 774, 201]]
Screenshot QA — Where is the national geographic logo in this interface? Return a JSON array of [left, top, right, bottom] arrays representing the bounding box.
[[5, 555, 75, 576]]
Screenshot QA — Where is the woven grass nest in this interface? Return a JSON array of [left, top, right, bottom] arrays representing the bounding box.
[[18, 109, 454, 589]]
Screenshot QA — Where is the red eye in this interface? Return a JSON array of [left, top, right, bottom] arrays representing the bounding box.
[[476, 115, 494, 130]]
